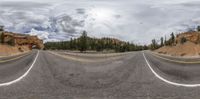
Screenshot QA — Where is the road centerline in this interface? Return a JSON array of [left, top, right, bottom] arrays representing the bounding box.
[[48, 51, 125, 63]]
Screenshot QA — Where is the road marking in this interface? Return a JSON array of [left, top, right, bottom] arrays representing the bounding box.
[[143, 52, 200, 87], [150, 52, 200, 64], [0, 51, 39, 87], [49, 51, 124, 63], [63, 52, 126, 57], [49, 51, 93, 62], [0, 52, 31, 63]]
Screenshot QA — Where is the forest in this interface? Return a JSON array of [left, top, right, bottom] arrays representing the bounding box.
[[44, 31, 148, 52]]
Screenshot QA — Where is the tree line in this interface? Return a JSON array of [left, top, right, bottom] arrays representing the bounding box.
[[150, 32, 190, 50], [44, 31, 148, 52], [150, 26, 200, 50], [150, 32, 176, 50]]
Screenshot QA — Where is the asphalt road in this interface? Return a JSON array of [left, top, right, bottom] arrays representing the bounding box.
[[0, 50, 200, 99]]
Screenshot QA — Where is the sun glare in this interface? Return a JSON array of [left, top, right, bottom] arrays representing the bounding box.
[[89, 8, 115, 22]]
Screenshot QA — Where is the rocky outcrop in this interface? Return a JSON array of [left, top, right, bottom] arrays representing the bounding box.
[[0, 31, 44, 49], [176, 32, 200, 44], [156, 31, 200, 57], [156, 42, 200, 56], [0, 45, 30, 56]]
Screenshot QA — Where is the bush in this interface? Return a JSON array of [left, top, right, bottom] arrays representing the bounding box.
[[180, 37, 187, 44]]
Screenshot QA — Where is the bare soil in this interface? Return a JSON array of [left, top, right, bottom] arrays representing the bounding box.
[[0, 44, 30, 57], [155, 41, 200, 57]]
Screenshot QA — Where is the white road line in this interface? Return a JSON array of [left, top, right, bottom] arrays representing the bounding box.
[[0, 51, 39, 87], [143, 52, 200, 87]]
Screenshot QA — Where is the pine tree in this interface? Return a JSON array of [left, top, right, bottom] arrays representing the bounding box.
[[69, 38, 73, 50], [79, 31, 88, 52], [197, 26, 200, 32], [0, 26, 4, 31], [151, 39, 158, 50], [180, 37, 187, 44], [170, 32, 175, 45], [164, 36, 167, 46], [160, 37, 164, 47], [1, 32, 4, 43]]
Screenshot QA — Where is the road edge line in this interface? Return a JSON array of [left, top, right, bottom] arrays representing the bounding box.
[[150, 52, 200, 64], [0, 52, 32, 63], [0, 50, 39, 87], [143, 52, 200, 87]]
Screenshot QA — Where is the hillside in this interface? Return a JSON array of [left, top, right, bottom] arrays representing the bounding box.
[[176, 31, 200, 44], [0, 44, 30, 57], [156, 42, 200, 56], [0, 32, 44, 49], [0, 26, 44, 56], [155, 31, 200, 57]]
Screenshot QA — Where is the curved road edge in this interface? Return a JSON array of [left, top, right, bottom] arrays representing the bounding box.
[[143, 52, 200, 87], [0, 52, 32, 63], [0, 51, 39, 87], [149, 52, 200, 64]]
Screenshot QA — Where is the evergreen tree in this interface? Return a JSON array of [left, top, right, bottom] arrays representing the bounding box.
[[69, 38, 73, 50], [160, 37, 164, 47], [170, 32, 175, 45], [79, 31, 88, 52], [151, 39, 158, 50], [197, 26, 200, 32], [164, 36, 167, 46], [0, 26, 4, 31], [1, 32, 4, 43], [180, 37, 187, 44], [44, 31, 149, 52]]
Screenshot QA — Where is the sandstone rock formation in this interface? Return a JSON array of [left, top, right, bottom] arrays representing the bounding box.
[[176, 32, 200, 44], [0, 31, 44, 49], [156, 31, 200, 56]]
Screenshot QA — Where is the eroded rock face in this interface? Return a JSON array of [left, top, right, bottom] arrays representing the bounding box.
[[1, 32, 44, 49], [157, 32, 200, 56], [176, 32, 200, 44]]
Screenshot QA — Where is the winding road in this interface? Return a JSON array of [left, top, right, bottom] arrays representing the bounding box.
[[0, 50, 200, 99]]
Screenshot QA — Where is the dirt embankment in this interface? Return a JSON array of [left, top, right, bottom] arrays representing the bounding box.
[[155, 42, 200, 57], [0, 44, 30, 57]]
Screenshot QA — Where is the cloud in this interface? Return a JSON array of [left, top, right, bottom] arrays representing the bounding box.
[[0, 1, 50, 9], [0, 0, 200, 44], [76, 8, 86, 14]]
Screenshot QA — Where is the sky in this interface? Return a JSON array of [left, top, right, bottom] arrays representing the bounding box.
[[0, 0, 200, 44]]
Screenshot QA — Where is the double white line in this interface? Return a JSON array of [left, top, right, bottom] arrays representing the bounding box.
[[0, 51, 39, 87], [143, 52, 200, 87]]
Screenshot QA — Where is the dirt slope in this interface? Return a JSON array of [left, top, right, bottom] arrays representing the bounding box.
[[0, 44, 30, 57], [155, 42, 200, 56]]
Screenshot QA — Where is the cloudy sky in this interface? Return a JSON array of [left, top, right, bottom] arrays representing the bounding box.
[[0, 0, 200, 44]]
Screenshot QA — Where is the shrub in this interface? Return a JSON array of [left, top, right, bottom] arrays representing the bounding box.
[[180, 37, 187, 44]]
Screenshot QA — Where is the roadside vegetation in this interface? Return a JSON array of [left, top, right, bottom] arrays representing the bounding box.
[[150, 32, 176, 50], [44, 31, 148, 52], [0, 26, 4, 44], [152, 26, 200, 56], [150, 26, 200, 50]]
